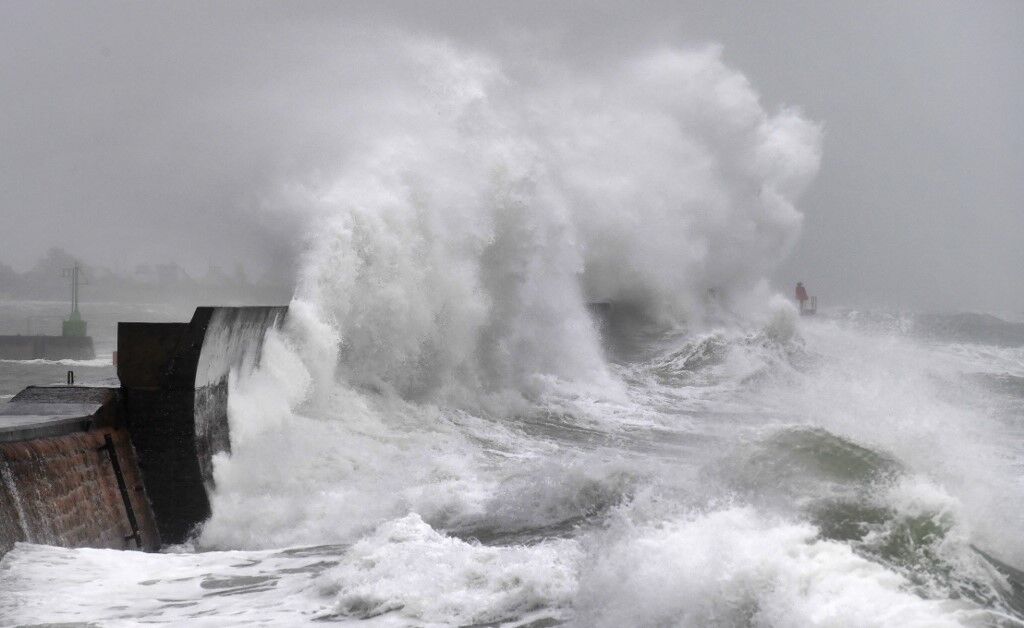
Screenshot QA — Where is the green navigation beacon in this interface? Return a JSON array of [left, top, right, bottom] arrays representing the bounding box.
[[62, 263, 88, 338]]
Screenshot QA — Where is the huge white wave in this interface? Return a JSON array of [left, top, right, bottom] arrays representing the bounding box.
[[199, 38, 820, 549], [284, 39, 819, 405], [5, 32, 1024, 628]]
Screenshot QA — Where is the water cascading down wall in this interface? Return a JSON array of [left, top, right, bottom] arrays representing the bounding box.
[[0, 306, 287, 556]]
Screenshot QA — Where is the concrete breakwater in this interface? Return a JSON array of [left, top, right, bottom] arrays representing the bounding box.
[[0, 306, 286, 556], [0, 335, 95, 360], [0, 386, 159, 555]]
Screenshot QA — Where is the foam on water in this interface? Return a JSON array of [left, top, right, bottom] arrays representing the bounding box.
[[1, 517, 579, 627], [774, 318, 1024, 564], [3, 35, 1023, 627], [197, 36, 821, 550], [574, 506, 992, 628], [4, 501, 1017, 627]]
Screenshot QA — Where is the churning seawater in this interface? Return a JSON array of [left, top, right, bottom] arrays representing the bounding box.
[[2, 41, 1022, 627], [1, 307, 1023, 627]]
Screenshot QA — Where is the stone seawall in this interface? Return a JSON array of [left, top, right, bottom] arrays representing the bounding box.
[[0, 428, 159, 555], [119, 306, 287, 544], [0, 306, 286, 557], [0, 386, 160, 556]]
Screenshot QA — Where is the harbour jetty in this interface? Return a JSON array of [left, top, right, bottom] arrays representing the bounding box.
[[0, 263, 96, 360], [0, 305, 286, 556], [0, 335, 95, 360]]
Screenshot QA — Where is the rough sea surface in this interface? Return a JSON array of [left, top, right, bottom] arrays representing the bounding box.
[[1, 304, 1023, 627], [2, 42, 1022, 627]]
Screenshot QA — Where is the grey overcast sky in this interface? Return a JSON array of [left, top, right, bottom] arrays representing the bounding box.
[[1, 1, 1021, 311]]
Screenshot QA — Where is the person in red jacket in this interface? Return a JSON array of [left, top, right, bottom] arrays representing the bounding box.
[[795, 282, 809, 312]]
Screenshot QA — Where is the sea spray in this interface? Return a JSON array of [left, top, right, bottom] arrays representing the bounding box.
[[281, 39, 821, 405], [572, 506, 982, 628], [64, 33, 1024, 627], [3, 24, 1024, 628], [200, 39, 821, 550]]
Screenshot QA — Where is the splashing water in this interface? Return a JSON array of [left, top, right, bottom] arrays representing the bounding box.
[[3, 38, 1024, 628]]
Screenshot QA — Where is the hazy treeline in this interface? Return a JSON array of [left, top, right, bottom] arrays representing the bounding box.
[[0, 248, 292, 305]]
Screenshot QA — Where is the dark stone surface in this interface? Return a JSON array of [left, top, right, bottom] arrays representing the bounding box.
[[118, 306, 286, 544], [116, 323, 189, 390], [118, 314, 210, 544], [121, 387, 209, 544]]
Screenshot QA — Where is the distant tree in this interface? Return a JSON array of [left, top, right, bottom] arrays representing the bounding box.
[[0, 260, 24, 296], [204, 263, 229, 286], [28, 247, 82, 280], [155, 262, 188, 286]]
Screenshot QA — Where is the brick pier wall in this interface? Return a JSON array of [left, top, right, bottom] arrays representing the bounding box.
[[0, 306, 286, 556], [0, 427, 159, 555]]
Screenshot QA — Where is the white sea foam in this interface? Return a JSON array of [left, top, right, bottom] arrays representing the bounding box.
[[278, 39, 820, 405], [1, 517, 580, 627], [767, 318, 1024, 564], [4, 507, 1003, 627], [318, 513, 579, 625], [4, 32, 1023, 628], [199, 37, 820, 550], [0, 542, 333, 626], [574, 506, 990, 628]]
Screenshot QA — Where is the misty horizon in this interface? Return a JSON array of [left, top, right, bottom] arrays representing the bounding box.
[[2, 1, 1022, 314]]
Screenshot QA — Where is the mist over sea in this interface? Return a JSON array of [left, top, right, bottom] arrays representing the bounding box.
[[2, 39, 1023, 628]]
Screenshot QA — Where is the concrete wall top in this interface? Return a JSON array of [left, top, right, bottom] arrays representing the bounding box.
[[0, 386, 118, 443]]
